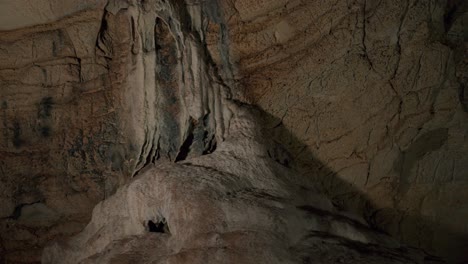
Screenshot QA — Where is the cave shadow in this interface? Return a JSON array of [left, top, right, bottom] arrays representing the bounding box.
[[250, 105, 468, 264]]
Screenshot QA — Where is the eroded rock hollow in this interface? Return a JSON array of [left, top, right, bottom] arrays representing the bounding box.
[[0, 0, 467, 263]]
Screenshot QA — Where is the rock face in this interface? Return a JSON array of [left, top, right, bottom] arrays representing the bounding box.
[[0, 0, 467, 263], [42, 104, 440, 264], [1, 1, 230, 262], [209, 0, 468, 262]]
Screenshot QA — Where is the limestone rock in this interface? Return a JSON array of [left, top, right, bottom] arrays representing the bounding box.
[[42, 105, 440, 264], [0, 0, 467, 263], [208, 0, 468, 262], [1, 1, 230, 261]]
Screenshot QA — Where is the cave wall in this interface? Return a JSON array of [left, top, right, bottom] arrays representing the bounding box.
[[0, 0, 231, 262], [0, 0, 467, 263], [205, 0, 468, 261]]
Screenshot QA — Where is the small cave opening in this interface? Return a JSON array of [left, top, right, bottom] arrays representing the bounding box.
[[147, 219, 169, 234]]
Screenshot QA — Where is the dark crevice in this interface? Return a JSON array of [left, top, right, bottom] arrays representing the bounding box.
[[143, 145, 156, 167], [459, 83, 468, 112], [95, 11, 112, 60], [152, 139, 161, 163], [175, 132, 194, 162], [148, 219, 169, 233], [130, 17, 136, 41], [133, 136, 150, 177], [130, 17, 139, 55], [133, 139, 158, 177], [6, 201, 41, 220]]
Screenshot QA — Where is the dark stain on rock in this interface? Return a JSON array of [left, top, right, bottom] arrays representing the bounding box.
[[459, 83, 468, 112], [39, 97, 54, 118], [154, 17, 183, 160], [40, 126, 51, 137], [12, 120, 23, 147], [36, 97, 54, 137]]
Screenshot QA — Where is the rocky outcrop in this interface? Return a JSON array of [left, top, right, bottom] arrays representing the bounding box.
[[0, 0, 467, 263], [42, 104, 441, 264]]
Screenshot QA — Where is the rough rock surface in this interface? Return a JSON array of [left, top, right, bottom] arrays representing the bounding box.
[[1, 1, 230, 262], [42, 104, 441, 264], [207, 0, 468, 262], [0, 0, 467, 263]]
